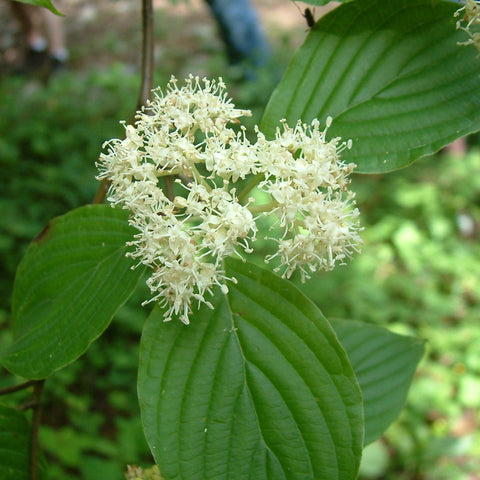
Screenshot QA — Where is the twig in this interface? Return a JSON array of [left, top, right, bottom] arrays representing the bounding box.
[[136, 0, 155, 112], [92, 178, 110, 205], [92, 0, 155, 204], [30, 380, 45, 480], [0, 380, 35, 396], [165, 176, 175, 201], [18, 399, 38, 411], [7, 1, 156, 477]]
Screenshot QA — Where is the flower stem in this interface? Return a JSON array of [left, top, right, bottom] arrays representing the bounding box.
[[135, 0, 155, 113], [92, 0, 155, 204], [237, 174, 264, 204], [92, 178, 110, 204], [164, 176, 175, 201], [30, 380, 45, 480], [0, 380, 36, 396], [248, 200, 278, 214], [190, 164, 212, 190]]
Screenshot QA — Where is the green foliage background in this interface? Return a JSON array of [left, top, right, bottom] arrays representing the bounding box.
[[1, 66, 479, 479], [299, 152, 480, 479], [1, 2, 480, 478]]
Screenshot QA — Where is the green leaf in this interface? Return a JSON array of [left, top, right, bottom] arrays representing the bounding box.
[[301, 0, 352, 6], [262, 0, 480, 173], [11, 0, 62, 15], [330, 319, 425, 444], [1, 204, 145, 379], [0, 405, 47, 479], [138, 259, 363, 480]]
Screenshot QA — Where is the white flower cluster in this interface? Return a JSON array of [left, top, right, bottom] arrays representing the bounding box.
[[97, 75, 362, 324], [125, 464, 161, 480], [455, 0, 480, 54], [258, 118, 360, 281]]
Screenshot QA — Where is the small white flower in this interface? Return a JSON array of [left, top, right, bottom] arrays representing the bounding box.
[[96, 76, 258, 323], [96, 76, 362, 324], [455, 0, 480, 55], [204, 127, 260, 182], [259, 118, 361, 280]]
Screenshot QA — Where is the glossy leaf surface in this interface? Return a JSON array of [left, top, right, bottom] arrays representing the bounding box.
[[139, 259, 363, 480], [2, 205, 145, 379], [262, 0, 480, 173], [331, 319, 425, 444]]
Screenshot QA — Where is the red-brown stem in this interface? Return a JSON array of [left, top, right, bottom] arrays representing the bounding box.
[[92, 0, 155, 204], [30, 380, 45, 480], [136, 0, 155, 112]]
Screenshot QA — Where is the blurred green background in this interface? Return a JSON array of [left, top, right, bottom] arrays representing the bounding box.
[[1, 1, 480, 479]]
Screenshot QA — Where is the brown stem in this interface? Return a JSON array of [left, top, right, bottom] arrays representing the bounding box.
[[136, 0, 155, 112], [30, 380, 45, 480], [92, 0, 155, 204], [165, 176, 174, 201], [92, 178, 110, 205], [0, 380, 36, 396]]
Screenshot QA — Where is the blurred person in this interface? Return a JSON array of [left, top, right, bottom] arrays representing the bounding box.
[[444, 137, 467, 155], [204, 0, 270, 78], [8, 0, 68, 75]]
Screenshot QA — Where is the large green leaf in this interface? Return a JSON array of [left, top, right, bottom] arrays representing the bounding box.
[[11, 0, 62, 15], [1, 205, 145, 379], [0, 405, 47, 479], [138, 258, 363, 480], [330, 319, 425, 445], [301, 0, 352, 6], [262, 0, 480, 173]]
